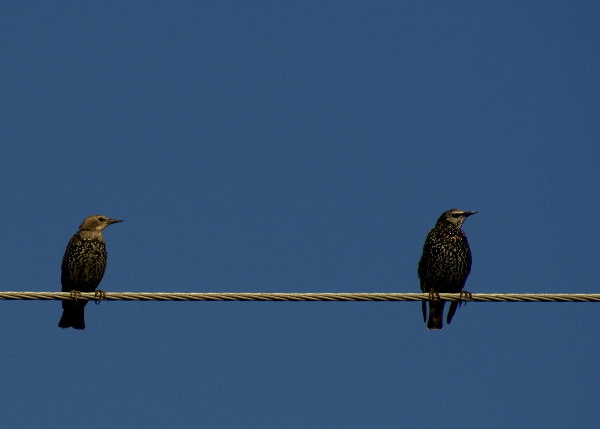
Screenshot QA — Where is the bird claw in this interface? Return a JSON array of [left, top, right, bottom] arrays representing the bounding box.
[[70, 290, 81, 302], [428, 289, 441, 301], [458, 290, 472, 307], [94, 290, 106, 305]]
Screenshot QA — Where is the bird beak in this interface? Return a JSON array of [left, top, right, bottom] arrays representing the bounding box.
[[109, 219, 124, 224], [464, 211, 477, 217]]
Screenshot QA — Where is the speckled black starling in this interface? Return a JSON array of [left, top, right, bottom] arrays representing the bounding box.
[[58, 215, 123, 330], [418, 209, 476, 330]]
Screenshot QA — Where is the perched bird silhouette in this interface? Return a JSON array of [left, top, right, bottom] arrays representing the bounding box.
[[58, 215, 123, 329], [418, 209, 476, 330]]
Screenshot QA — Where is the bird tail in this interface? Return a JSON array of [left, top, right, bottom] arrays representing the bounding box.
[[427, 300, 445, 330], [58, 300, 86, 330]]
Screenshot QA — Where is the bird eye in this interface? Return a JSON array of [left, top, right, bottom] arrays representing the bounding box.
[[98, 217, 106, 221]]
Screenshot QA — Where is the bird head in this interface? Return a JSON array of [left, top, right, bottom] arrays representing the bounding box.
[[78, 215, 124, 232], [436, 209, 477, 228]]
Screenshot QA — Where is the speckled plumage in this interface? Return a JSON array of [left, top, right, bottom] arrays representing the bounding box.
[[58, 215, 122, 330], [418, 209, 476, 330]]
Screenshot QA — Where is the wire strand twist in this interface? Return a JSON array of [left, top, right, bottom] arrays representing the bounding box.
[[0, 291, 599, 302]]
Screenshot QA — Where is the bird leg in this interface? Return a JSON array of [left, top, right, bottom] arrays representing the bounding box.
[[428, 288, 440, 301], [69, 290, 81, 302], [94, 290, 106, 305], [458, 290, 472, 308]]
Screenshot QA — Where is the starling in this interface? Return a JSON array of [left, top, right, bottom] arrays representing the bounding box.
[[418, 209, 476, 330], [58, 215, 123, 330]]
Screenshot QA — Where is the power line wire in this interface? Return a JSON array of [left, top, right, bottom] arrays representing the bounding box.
[[0, 291, 599, 302]]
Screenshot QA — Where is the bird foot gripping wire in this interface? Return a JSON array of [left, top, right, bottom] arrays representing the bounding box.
[[458, 290, 472, 308], [69, 290, 81, 302], [94, 290, 106, 305], [428, 289, 441, 301]]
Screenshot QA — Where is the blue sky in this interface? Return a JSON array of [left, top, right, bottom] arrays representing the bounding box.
[[1, 1, 599, 427]]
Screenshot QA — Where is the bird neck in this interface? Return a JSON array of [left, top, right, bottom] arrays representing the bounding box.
[[440, 223, 463, 233], [77, 230, 104, 240]]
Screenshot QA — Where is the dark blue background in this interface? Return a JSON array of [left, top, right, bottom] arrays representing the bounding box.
[[1, 1, 598, 427]]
